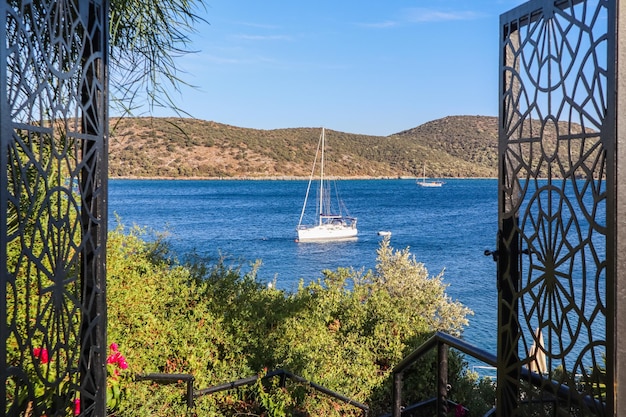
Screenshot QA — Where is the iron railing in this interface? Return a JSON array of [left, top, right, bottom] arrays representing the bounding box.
[[391, 331, 496, 417], [137, 368, 370, 416], [391, 331, 605, 417], [135, 373, 195, 409]]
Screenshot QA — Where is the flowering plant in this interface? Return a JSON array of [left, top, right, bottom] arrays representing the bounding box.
[[43, 342, 130, 416], [13, 346, 76, 416], [105, 342, 130, 413]]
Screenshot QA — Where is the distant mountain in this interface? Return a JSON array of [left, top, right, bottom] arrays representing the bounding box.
[[108, 115, 499, 179]]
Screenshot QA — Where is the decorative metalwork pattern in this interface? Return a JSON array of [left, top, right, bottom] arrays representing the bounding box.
[[498, 0, 612, 415], [1, 1, 108, 416]]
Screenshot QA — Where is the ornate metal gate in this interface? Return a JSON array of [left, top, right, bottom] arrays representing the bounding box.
[[497, 0, 621, 415], [1, 1, 109, 416]]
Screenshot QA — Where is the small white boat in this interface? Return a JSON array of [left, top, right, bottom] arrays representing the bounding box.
[[296, 128, 357, 242], [377, 231, 392, 237], [416, 164, 444, 187]]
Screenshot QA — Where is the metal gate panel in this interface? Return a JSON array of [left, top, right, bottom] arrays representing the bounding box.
[[498, 0, 613, 415], [1, 1, 108, 416]]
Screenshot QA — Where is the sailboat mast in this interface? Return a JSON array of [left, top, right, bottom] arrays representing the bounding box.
[[319, 128, 325, 226], [298, 128, 322, 228]]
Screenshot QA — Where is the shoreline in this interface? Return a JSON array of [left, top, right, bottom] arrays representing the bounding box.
[[109, 175, 498, 181]]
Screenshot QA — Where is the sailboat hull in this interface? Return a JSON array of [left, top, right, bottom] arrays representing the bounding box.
[[297, 222, 357, 242], [417, 181, 443, 187]]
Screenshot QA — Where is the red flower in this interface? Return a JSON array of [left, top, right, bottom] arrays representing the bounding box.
[[73, 398, 80, 415], [33, 348, 49, 364]]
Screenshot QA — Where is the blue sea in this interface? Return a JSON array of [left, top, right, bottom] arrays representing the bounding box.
[[109, 179, 500, 366]]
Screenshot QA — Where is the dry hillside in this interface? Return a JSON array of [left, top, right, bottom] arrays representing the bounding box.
[[109, 116, 501, 179]]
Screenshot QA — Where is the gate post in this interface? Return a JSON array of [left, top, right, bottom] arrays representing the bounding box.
[[496, 218, 520, 417], [496, 19, 521, 417], [613, 1, 626, 415], [79, 1, 109, 415]]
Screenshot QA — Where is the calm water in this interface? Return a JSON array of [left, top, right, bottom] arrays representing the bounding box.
[[109, 179, 500, 358]]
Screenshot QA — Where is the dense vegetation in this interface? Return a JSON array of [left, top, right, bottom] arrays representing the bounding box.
[[106, 225, 496, 416], [109, 116, 500, 179]]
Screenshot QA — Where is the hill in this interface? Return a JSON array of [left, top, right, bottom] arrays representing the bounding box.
[[108, 115, 499, 179]]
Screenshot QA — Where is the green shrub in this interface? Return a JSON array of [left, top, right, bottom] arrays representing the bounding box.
[[106, 227, 494, 416]]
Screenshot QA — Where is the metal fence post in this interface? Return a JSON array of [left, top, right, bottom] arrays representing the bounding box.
[[437, 342, 449, 417], [392, 370, 403, 417]]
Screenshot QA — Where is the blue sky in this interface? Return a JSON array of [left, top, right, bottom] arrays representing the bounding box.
[[145, 0, 527, 136]]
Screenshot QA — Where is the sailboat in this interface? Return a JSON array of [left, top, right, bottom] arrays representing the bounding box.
[[296, 128, 358, 242], [416, 164, 444, 187]]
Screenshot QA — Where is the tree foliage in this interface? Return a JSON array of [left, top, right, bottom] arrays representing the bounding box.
[[108, 0, 207, 115]]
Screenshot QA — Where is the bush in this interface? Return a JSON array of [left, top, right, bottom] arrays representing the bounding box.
[[106, 228, 493, 416]]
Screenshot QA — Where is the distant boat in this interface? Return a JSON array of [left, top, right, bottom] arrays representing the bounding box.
[[296, 128, 358, 242], [377, 231, 392, 237], [416, 164, 444, 187]]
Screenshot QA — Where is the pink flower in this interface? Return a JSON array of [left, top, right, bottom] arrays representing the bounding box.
[[107, 343, 129, 371], [73, 398, 80, 415], [107, 351, 121, 365], [33, 348, 49, 364]]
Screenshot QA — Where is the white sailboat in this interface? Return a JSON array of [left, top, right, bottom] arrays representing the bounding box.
[[296, 128, 358, 242], [416, 164, 444, 187]]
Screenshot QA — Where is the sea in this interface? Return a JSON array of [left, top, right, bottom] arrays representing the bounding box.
[[108, 178, 501, 370]]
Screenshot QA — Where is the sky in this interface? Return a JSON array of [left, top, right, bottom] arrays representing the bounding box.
[[142, 0, 528, 137]]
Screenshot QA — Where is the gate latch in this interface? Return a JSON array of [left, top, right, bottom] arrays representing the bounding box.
[[484, 249, 498, 262]]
